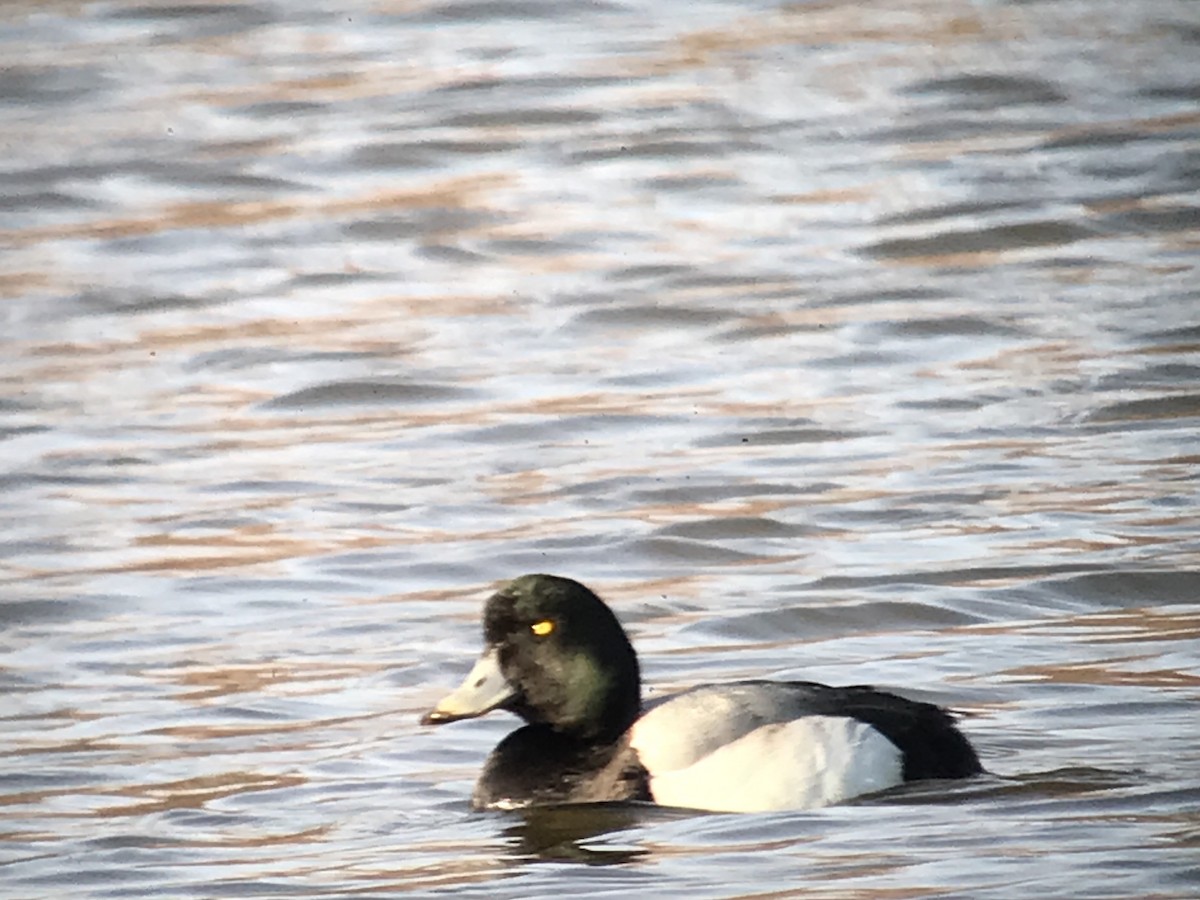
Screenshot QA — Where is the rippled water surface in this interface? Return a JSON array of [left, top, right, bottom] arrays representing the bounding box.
[[3, 0, 1199, 896]]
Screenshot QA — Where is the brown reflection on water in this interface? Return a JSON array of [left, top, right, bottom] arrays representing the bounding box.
[[42, 525, 389, 578], [0, 270, 55, 299], [995, 606, 1200, 686], [1, 766, 305, 819], [350, 854, 506, 894], [973, 607, 1200, 640], [165, 660, 377, 702], [640, 0, 1000, 75], [94, 771, 306, 817], [189, 69, 399, 108], [599, 574, 712, 605], [190, 407, 490, 449], [178, 824, 330, 850], [2, 175, 509, 248], [957, 341, 1092, 377], [1045, 608, 1200, 645], [2, 735, 123, 762], [1006, 661, 1200, 688], [147, 715, 371, 745], [25, 289, 512, 358], [125, 528, 382, 574]]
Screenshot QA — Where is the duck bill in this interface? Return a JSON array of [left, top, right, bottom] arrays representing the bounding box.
[[420, 647, 516, 725]]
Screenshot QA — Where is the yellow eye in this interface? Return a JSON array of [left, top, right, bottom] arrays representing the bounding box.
[[530, 619, 555, 637]]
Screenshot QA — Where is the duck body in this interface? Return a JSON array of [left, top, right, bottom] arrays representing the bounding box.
[[421, 574, 982, 813]]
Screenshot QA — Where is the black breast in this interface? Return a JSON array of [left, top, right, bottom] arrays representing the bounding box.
[[472, 725, 650, 810]]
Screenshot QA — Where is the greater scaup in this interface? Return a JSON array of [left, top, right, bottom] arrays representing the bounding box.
[[421, 573, 982, 812]]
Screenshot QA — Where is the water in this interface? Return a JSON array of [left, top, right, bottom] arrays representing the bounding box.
[[2, 0, 1198, 896]]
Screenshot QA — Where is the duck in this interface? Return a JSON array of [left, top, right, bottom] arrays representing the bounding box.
[[420, 573, 982, 812]]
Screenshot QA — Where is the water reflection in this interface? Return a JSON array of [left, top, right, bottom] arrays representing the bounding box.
[[2, 0, 1199, 896], [502, 803, 671, 865]]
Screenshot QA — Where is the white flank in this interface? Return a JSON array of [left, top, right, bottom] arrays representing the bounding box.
[[631, 697, 904, 812]]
